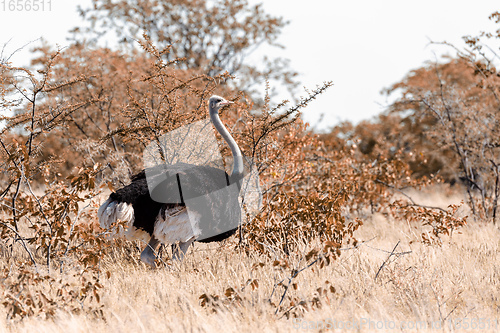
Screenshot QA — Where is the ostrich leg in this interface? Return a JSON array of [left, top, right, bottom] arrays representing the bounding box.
[[140, 236, 160, 268], [172, 236, 196, 261]]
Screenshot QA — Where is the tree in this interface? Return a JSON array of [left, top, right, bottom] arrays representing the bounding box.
[[73, 0, 298, 97], [384, 16, 500, 222]]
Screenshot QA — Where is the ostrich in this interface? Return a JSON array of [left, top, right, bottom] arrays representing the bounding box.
[[98, 95, 244, 267]]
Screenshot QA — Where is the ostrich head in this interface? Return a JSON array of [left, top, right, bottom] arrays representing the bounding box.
[[208, 95, 233, 115]]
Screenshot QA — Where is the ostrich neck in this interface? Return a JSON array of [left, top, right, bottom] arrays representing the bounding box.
[[210, 110, 244, 179]]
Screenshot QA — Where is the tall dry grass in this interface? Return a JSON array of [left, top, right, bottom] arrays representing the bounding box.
[[1, 189, 499, 333]]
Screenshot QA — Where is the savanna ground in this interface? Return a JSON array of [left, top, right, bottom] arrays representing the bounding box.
[[1, 188, 498, 333]]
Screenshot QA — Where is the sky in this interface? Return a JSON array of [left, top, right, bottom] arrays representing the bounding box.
[[1, 0, 499, 131]]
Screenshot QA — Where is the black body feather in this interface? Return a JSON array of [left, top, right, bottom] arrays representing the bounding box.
[[108, 165, 241, 242]]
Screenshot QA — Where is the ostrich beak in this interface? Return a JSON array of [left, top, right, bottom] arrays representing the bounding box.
[[220, 100, 234, 107]]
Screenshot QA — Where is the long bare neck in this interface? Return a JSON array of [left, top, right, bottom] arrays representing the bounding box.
[[210, 108, 244, 180]]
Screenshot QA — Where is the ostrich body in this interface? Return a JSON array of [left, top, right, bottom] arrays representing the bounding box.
[[98, 96, 244, 267]]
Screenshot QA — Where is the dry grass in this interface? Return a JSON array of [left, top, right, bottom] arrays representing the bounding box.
[[1, 190, 499, 332]]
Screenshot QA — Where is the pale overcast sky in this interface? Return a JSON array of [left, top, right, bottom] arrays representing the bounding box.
[[1, 1, 499, 130]]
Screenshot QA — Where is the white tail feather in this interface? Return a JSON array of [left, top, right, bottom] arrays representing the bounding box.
[[98, 198, 134, 230], [98, 198, 150, 242]]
